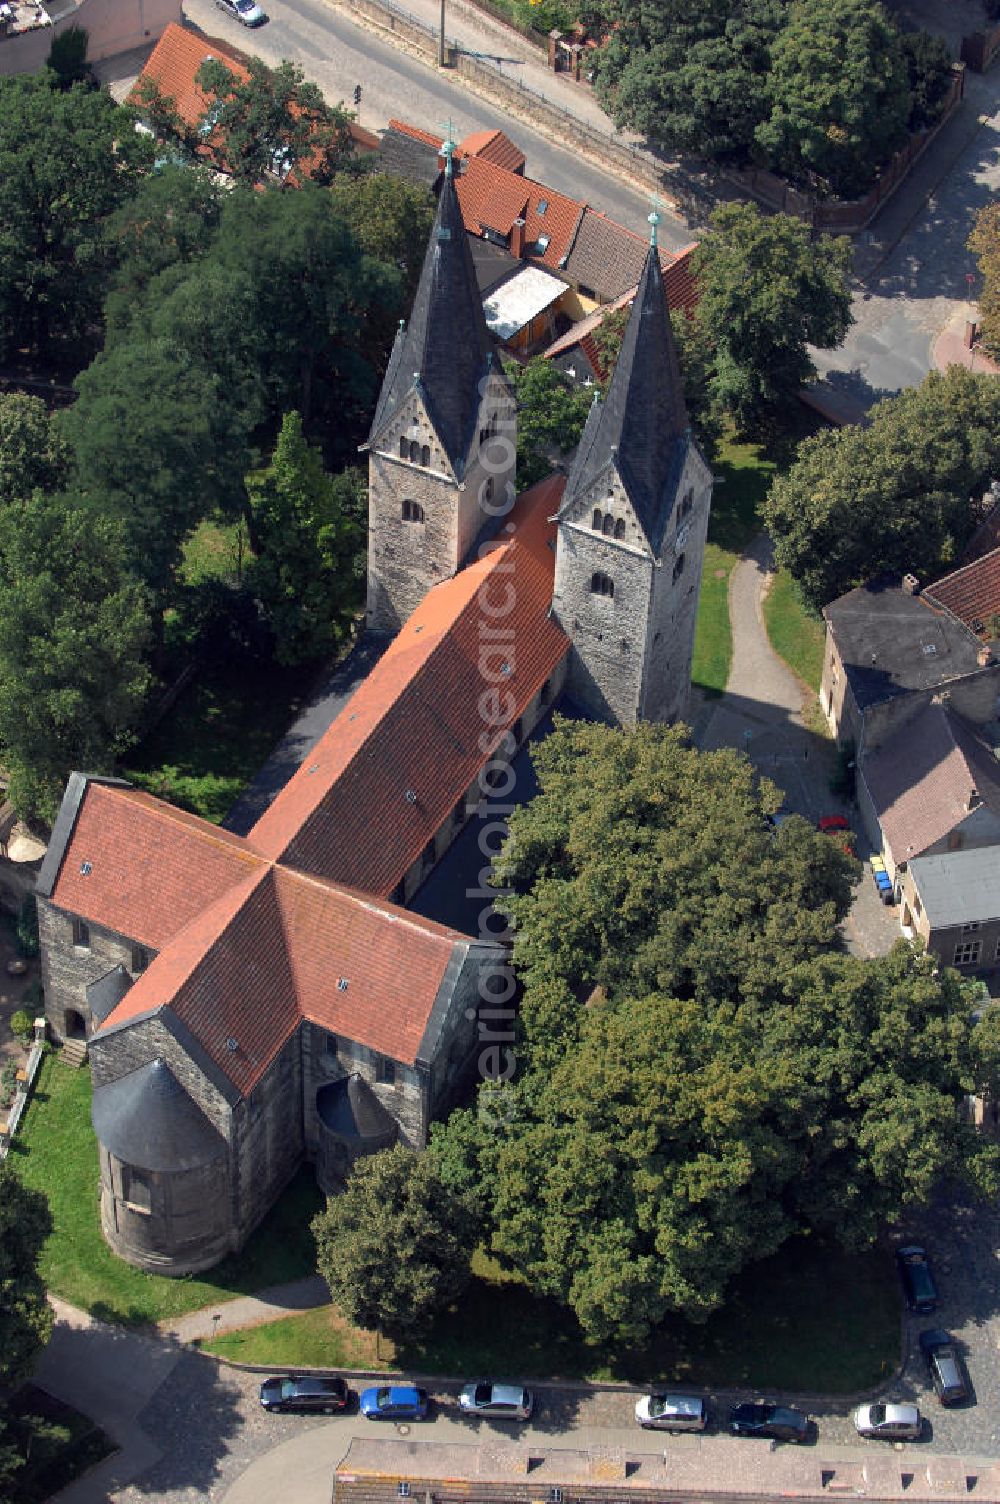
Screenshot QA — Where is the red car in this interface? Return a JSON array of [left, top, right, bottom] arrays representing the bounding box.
[[817, 815, 850, 834]]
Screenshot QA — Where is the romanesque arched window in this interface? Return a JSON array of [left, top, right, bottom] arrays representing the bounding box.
[[614, 518, 626, 540], [592, 508, 602, 530], [402, 499, 425, 523], [602, 514, 615, 537], [399, 436, 408, 459], [679, 489, 694, 520], [591, 571, 614, 598], [409, 440, 420, 462], [673, 552, 686, 583], [421, 444, 430, 467]]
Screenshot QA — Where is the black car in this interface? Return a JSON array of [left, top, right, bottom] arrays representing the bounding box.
[[729, 1402, 810, 1443], [259, 1375, 351, 1413], [896, 1245, 939, 1314], [918, 1330, 971, 1407]]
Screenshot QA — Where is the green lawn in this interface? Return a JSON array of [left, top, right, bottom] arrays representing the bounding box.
[[6, 1385, 116, 1504], [207, 1240, 900, 1394], [762, 568, 827, 694], [692, 435, 776, 695], [12, 1054, 323, 1325]]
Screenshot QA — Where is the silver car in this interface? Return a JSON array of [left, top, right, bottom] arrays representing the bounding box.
[[214, 0, 267, 25], [853, 1402, 923, 1441], [458, 1381, 533, 1421], [635, 1393, 709, 1432]]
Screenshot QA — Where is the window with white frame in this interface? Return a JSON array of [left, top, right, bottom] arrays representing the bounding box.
[[953, 939, 981, 966]]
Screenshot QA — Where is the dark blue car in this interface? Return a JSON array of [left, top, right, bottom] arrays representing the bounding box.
[[359, 1384, 429, 1421], [896, 1245, 939, 1313]]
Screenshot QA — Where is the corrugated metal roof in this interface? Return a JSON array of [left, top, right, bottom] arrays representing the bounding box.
[[483, 265, 567, 339]]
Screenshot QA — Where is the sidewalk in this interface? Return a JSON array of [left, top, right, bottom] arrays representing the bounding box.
[[933, 307, 1000, 374], [160, 1274, 331, 1344]]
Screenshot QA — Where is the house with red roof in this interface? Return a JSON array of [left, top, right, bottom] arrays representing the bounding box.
[[37, 145, 711, 1276]]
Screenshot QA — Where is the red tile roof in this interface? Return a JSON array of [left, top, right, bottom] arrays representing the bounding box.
[[386, 118, 444, 151], [455, 156, 584, 272], [924, 548, 1000, 636], [49, 783, 266, 951], [53, 479, 568, 1094], [249, 475, 569, 894], [458, 128, 525, 173], [132, 24, 373, 170]]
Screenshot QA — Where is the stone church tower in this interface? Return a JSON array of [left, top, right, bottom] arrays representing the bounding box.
[[364, 143, 517, 636], [551, 215, 712, 725]]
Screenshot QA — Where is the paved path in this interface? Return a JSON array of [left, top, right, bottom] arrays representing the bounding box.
[[695, 534, 832, 821], [160, 1275, 331, 1344]]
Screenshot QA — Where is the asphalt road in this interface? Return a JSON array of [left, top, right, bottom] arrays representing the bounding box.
[[182, 0, 694, 247]]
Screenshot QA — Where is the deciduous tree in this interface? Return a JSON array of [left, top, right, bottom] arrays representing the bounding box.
[[0, 72, 151, 364], [195, 56, 354, 189], [969, 202, 1000, 361], [764, 366, 1000, 607], [0, 493, 151, 820], [691, 202, 852, 427], [0, 394, 70, 511], [313, 1145, 479, 1341], [507, 359, 592, 487], [248, 412, 365, 663], [0, 1161, 52, 1390]]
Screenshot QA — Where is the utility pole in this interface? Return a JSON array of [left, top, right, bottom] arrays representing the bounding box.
[[438, 0, 445, 66]]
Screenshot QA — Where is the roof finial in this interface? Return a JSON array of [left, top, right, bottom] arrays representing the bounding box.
[[440, 117, 457, 179], [398, 318, 406, 334], [648, 190, 662, 249]]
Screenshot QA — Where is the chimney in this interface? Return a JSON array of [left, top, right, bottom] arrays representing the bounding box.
[[902, 573, 921, 595], [510, 217, 526, 258]]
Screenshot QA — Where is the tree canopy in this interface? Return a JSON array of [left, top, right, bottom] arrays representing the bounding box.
[[763, 366, 1000, 608], [426, 719, 1000, 1342], [588, 0, 948, 196], [312, 1145, 478, 1341], [0, 492, 151, 819], [0, 72, 151, 364], [969, 202, 1000, 362], [692, 203, 852, 428], [247, 413, 365, 663], [0, 394, 70, 512], [507, 359, 592, 487]]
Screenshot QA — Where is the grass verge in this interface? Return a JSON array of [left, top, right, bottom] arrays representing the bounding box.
[[5, 1386, 116, 1504], [692, 435, 776, 695], [12, 1053, 323, 1324], [206, 1240, 899, 1394], [762, 568, 827, 695]]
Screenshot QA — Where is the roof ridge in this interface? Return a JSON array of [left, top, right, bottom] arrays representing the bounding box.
[[272, 861, 474, 941], [926, 543, 1000, 592]]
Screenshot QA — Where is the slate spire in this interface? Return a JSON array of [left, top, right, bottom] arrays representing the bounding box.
[[560, 240, 689, 552], [368, 146, 493, 470]]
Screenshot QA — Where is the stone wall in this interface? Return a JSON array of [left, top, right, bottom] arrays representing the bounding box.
[[0, 0, 180, 76], [367, 445, 462, 636], [552, 521, 654, 725], [233, 1033, 304, 1244], [302, 1019, 428, 1151], [38, 897, 149, 1044], [639, 448, 713, 725], [100, 1144, 232, 1276]]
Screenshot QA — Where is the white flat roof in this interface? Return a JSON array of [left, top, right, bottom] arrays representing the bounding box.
[[483, 265, 566, 340]]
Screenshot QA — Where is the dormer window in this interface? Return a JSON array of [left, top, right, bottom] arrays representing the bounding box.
[[591, 571, 614, 598]]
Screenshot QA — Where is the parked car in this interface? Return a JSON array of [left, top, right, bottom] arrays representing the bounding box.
[[919, 1330, 971, 1406], [259, 1375, 350, 1414], [728, 1403, 810, 1443], [817, 814, 855, 853], [214, 0, 268, 25], [853, 1402, 923, 1441], [896, 1245, 939, 1313], [359, 1384, 429, 1421], [458, 1381, 534, 1421], [635, 1393, 709, 1432]]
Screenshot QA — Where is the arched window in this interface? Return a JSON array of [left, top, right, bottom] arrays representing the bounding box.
[[602, 514, 615, 537], [409, 440, 420, 462], [402, 499, 425, 523], [421, 444, 430, 467], [592, 508, 602, 530], [591, 571, 614, 598], [679, 489, 693, 520], [399, 436, 408, 459], [673, 552, 686, 583], [614, 518, 626, 540]]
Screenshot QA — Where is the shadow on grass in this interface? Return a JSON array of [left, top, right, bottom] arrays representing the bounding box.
[[400, 1236, 900, 1396]]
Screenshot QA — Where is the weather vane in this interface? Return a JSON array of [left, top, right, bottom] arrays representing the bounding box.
[[648, 190, 663, 247]]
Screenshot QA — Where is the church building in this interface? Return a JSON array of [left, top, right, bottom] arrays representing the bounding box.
[[36, 145, 712, 1275]]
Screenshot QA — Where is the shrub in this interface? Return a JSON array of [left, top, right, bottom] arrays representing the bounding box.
[[16, 893, 39, 958], [10, 1009, 33, 1041]]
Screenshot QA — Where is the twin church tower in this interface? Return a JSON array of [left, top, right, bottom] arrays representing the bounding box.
[[362, 144, 712, 727]]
